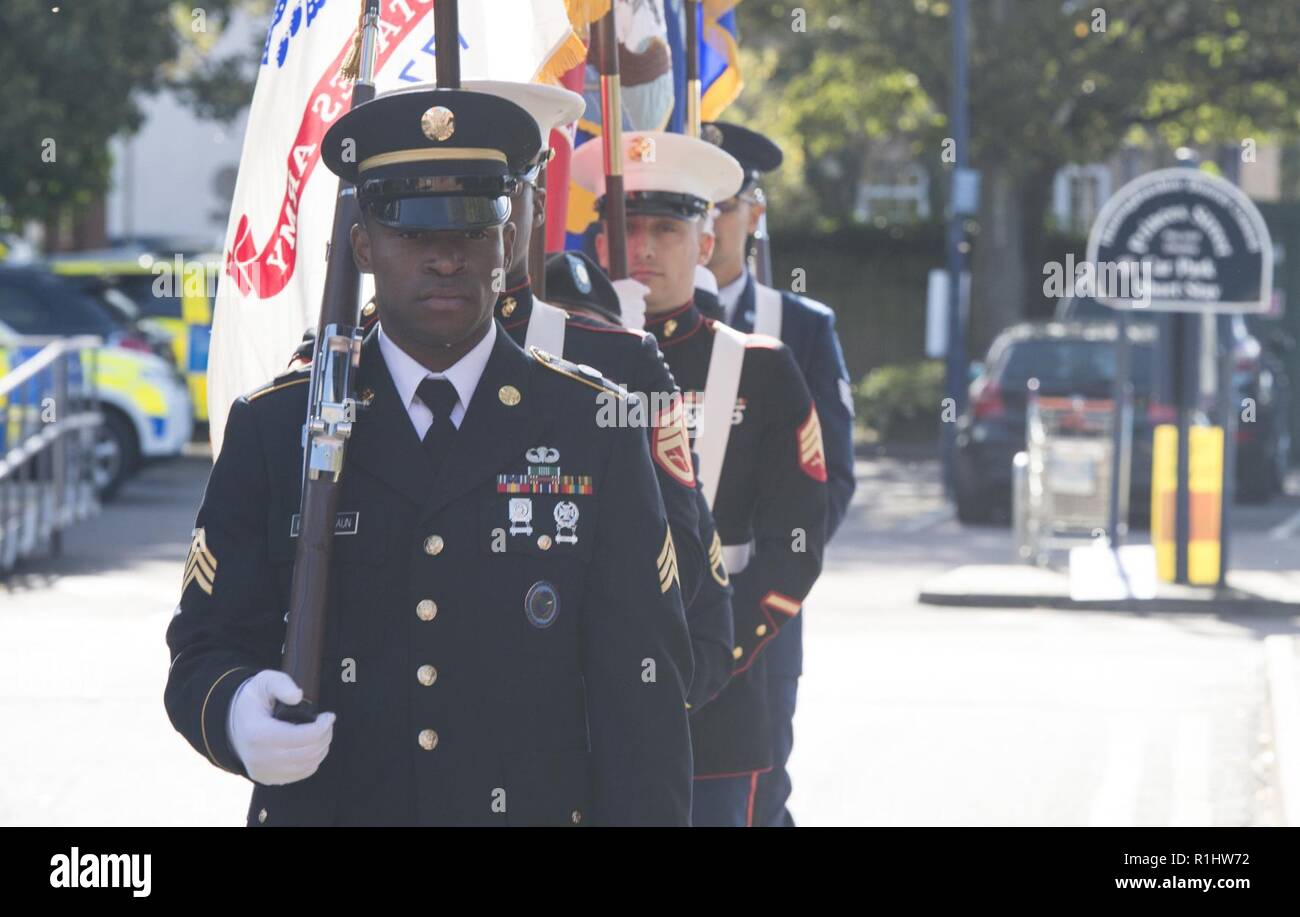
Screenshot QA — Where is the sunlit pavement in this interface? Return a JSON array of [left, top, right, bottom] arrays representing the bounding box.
[[1, 453, 1297, 826]]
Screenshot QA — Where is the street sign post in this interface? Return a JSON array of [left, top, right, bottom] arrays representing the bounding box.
[[1086, 167, 1273, 587]]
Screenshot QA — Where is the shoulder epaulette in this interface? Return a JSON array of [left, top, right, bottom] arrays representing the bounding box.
[[245, 367, 310, 402], [745, 333, 784, 350], [529, 345, 630, 400]]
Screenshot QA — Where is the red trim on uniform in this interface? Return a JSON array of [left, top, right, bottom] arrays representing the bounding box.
[[744, 333, 782, 350], [502, 317, 529, 333], [501, 277, 531, 296], [693, 766, 773, 781], [658, 318, 707, 347], [745, 772, 759, 826], [732, 603, 779, 676], [762, 590, 803, 617], [569, 321, 645, 338]]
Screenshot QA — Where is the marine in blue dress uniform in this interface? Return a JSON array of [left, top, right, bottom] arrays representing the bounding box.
[[164, 87, 694, 826], [704, 121, 857, 827], [574, 130, 828, 826]]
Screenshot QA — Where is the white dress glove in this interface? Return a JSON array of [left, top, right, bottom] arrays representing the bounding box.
[[611, 277, 650, 331], [226, 670, 335, 785]]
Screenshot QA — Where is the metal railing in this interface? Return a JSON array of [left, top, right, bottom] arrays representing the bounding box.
[[0, 336, 102, 573]]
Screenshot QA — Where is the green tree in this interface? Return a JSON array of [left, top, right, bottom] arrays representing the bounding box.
[[740, 0, 1300, 350], [0, 0, 253, 238]]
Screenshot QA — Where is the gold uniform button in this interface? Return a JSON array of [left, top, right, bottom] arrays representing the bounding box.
[[417, 664, 438, 686], [258, 808, 268, 824], [418, 728, 439, 751], [423, 535, 445, 556], [732, 646, 743, 660], [498, 385, 521, 406], [755, 624, 768, 637], [570, 809, 582, 824], [416, 599, 438, 621], [537, 534, 553, 550]]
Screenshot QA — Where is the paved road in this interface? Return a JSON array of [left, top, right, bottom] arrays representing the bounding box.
[[790, 456, 1299, 826], [1, 451, 1297, 826]]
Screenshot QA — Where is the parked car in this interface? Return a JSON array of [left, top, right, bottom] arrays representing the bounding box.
[[1056, 296, 1291, 502], [49, 248, 214, 425], [954, 321, 1164, 525], [0, 267, 193, 500]]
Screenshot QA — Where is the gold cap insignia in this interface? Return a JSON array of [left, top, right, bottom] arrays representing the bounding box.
[[628, 136, 656, 163], [498, 385, 522, 406], [421, 105, 456, 142]]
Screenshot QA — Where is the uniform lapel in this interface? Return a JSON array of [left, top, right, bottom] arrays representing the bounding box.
[[423, 325, 546, 520], [347, 331, 434, 506]]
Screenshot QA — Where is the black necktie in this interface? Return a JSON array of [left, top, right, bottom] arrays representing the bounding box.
[[416, 377, 459, 474]]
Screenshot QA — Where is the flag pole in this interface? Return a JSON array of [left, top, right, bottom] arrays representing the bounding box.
[[594, 5, 628, 279], [434, 1, 460, 88], [684, 1, 701, 137]]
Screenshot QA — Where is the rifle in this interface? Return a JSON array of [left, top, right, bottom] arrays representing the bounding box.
[[274, 0, 381, 723]]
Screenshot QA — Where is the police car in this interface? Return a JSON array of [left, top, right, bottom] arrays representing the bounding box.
[[49, 248, 213, 424], [0, 267, 193, 500]]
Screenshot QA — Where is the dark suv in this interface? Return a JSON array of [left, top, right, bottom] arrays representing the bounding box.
[[954, 321, 1164, 524]]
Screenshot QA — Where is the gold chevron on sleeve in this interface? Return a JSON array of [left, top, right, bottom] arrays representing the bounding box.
[[657, 526, 680, 594], [707, 530, 729, 587], [182, 527, 217, 597]]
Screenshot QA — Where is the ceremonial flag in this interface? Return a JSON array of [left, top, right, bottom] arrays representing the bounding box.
[[667, 0, 743, 132], [208, 0, 585, 455]]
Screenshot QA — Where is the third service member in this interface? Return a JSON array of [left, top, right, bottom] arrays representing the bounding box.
[[574, 131, 828, 827], [165, 87, 693, 826], [703, 122, 857, 827]]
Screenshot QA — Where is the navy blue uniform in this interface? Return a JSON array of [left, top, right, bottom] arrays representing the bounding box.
[[165, 326, 694, 826], [644, 296, 826, 825], [723, 271, 855, 827], [496, 284, 735, 709]]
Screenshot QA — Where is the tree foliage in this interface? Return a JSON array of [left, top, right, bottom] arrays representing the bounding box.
[[0, 0, 253, 227]]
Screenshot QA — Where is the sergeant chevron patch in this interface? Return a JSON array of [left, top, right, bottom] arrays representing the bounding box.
[[182, 527, 217, 596], [652, 399, 695, 488], [797, 406, 828, 482], [657, 527, 680, 594], [708, 531, 729, 587]]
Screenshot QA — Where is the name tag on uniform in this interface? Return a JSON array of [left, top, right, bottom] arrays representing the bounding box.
[[289, 511, 360, 537]]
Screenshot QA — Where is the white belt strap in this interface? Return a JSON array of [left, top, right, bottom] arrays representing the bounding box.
[[721, 542, 753, 574], [697, 323, 747, 509], [524, 299, 567, 357], [754, 282, 783, 338]]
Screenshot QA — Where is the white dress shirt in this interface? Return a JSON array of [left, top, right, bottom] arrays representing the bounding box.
[[377, 319, 496, 439], [718, 269, 749, 325]]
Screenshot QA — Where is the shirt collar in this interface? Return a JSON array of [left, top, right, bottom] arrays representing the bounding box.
[[718, 268, 749, 313], [377, 318, 497, 417]]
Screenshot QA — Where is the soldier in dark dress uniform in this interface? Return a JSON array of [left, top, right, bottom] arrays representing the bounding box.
[[704, 121, 858, 826], [164, 87, 694, 826], [573, 130, 828, 826]]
